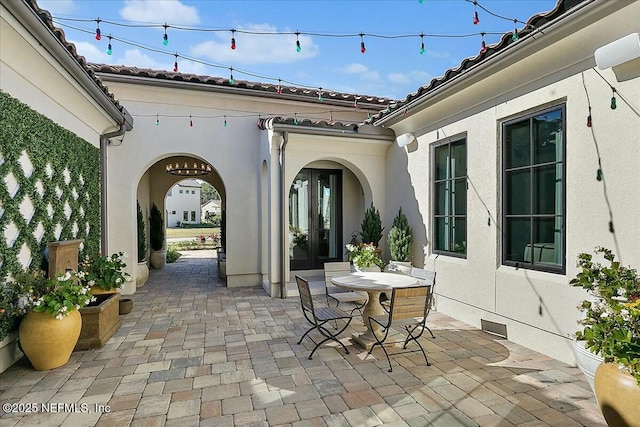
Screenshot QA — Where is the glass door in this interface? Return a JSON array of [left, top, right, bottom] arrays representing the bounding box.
[[289, 169, 342, 270]]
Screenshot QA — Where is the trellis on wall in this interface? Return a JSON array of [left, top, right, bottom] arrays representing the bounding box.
[[0, 90, 101, 283]]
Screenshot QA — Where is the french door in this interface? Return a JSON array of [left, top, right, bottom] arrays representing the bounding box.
[[289, 169, 342, 270]]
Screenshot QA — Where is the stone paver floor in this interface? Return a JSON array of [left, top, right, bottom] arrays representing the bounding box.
[[0, 250, 605, 426]]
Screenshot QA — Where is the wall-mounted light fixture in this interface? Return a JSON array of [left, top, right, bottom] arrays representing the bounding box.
[[595, 33, 640, 69], [396, 132, 415, 148]]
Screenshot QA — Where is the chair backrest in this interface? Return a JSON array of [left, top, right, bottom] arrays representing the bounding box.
[[389, 285, 431, 322], [324, 262, 352, 295], [296, 275, 315, 315]]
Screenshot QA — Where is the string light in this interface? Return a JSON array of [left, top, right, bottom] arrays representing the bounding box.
[[329, 110, 333, 124], [419, 33, 425, 54], [317, 88, 323, 102], [512, 20, 519, 42], [106, 35, 112, 55], [293, 113, 298, 125], [354, 96, 359, 109], [155, 114, 159, 126], [223, 115, 227, 127], [360, 33, 366, 54], [473, 1, 480, 25], [95, 18, 101, 40], [173, 53, 178, 73], [597, 168, 603, 181], [480, 32, 487, 53], [587, 106, 592, 128], [229, 67, 234, 85], [295, 31, 301, 52], [230, 29, 236, 50], [277, 79, 282, 95], [610, 88, 617, 109], [189, 115, 193, 127], [163, 23, 168, 46]]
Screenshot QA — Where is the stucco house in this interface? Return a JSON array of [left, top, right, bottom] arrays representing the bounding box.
[[165, 179, 202, 227], [1, 0, 638, 374], [201, 199, 221, 222]]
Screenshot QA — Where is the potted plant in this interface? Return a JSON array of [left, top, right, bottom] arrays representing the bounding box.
[[149, 202, 166, 269], [346, 242, 385, 272], [387, 207, 413, 275], [360, 202, 383, 247], [136, 201, 149, 287], [80, 251, 131, 295], [571, 247, 639, 425], [13, 269, 94, 370]]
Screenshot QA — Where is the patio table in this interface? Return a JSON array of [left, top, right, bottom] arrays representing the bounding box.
[[331, 271, 418, 349]]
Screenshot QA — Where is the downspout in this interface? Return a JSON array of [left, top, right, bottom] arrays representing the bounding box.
[[280, 131, 289, 299], [99, 123, 127, 254]]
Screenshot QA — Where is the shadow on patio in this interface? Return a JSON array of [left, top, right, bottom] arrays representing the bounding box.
[[0, 250, 605, 426]]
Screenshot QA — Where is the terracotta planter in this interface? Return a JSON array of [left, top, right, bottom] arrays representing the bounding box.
[[149, 250, 166, 269], [19, 310, 81, 370], [594, 362, 640, 427], [136, 261, 149, 287]]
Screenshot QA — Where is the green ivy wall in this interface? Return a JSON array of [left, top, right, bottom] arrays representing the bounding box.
[[0, 90, 101, 281]]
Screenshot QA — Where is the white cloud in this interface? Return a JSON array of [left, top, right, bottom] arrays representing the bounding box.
[[120, 49, 165, 69], [190, 24, 319, 65], [38, 0, 75, 14], [120, 0, 200, 25], [388, 73, 411, 85], [69, 41, 110, 64], [338, 63, 381, 83]]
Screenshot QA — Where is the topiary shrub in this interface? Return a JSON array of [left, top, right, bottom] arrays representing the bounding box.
[[149, 203, 164, 251], [137, 201, 147, 262], [360, 202, 383, 247], [388, 207, 413, 262]]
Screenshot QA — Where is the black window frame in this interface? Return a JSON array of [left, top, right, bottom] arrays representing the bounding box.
[[432, 136, 467, 258], [501, 103, 566, 274]]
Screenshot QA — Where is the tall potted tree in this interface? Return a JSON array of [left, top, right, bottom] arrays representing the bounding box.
[[387, 207, 413, 275], [136, 201, 149, 286], [360, 202, 383, 247], [149, 202, 166, 269]]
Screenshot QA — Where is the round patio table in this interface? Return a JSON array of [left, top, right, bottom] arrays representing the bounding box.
[[331, 271, 418, 349]]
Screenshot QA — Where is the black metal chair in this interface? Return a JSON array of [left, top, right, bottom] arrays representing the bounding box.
[[367, 285, 433, 372], [324, 262, 367, 314], [295, 275, 354, 360]]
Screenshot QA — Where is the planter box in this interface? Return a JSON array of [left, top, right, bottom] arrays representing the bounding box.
[[75, 293, 121, 351]]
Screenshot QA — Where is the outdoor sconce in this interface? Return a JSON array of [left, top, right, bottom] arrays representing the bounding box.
[[595, 33, 640, 69], [396, 132, 416, 148]]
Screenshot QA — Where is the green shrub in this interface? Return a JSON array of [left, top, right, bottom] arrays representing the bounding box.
[[360, 202, 383, 247], [149, 203, 164, 251], [137, 201, 147, 262], [166, 246, 182, 263], [388, 207, 413, 262]]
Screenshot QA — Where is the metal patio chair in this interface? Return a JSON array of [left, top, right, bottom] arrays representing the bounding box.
[[296, 275, 354, 359], [367, 285, 433, 372], [324, 262, 367, 314]]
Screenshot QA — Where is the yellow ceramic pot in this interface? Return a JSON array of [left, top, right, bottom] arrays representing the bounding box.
[[19, 310, 82, 370], [594, 362, 640, 427]]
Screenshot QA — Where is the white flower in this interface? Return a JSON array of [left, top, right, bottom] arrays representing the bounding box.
[[617, 288, 627, 296], [90, 296, 97, 303], [612, 296, 628, 302], [17, 296, 29, 309], [56, 313, 64, 320], [620, 309, 630, 321], [33, 299, 42, 307], [346, 244, 355, 252], [122, 252, 129, 259], [80, 287, 88, 295], [61, 306, 68, 312], [115, 278, 122, 284], [600, 312, 610, 318], [88, 280, 95, 286], [77, 271, 86, 280], [75, 305, 80, 310]]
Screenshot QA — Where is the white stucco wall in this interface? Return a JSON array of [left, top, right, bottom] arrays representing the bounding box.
[[384, 0, 640, 364], [166, 181, 201, 227]]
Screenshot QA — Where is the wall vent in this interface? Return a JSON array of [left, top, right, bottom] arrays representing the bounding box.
[[481, 319, 508, 339]]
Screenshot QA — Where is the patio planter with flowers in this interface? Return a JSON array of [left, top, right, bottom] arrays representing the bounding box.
[[13, 270, 94, 370], [571, 247, 640, 427], [346, 243, 385, 272], [75, 252, 131, 350]]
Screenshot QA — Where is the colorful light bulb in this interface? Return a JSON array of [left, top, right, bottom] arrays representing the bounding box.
[[95, 28, 101, 41], [610, 89, 617, 109], [420, 34, 425, 54], [597, 168, 603, 181], [155, 115, 159, 126], [173, 54, 179, 72], [360, 33, 366, 54], [587, 114, 592, 128], [106, 36, 112, 55], [277, 79, 282, 95], [474, 11, 480, 25], [231, 30, 236, 50], [163, 24, 169, 46], [512, 20, 518, 42], [229, 68, 234, 85], [189, 116, 193, 127], [318, 88, 323, 102], [296, 31, 301, 52], [223, 116, 227, 127], [294, 113, 298, 125]]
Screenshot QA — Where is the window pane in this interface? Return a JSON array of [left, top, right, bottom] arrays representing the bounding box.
[[451, 140, 467, 178], [433, 217, 448, 252], [452, 218, 467, 254], [505, 121, 530, 168], [452, 178, 466, 215], [533, 217, 562, 266], [534, 164, 562, 215], [435, 145, 449, 180], [505, 218, 530, 262], [434, 182, 449, 215], [505, 169, 530, 215], [534, 109, 563, 164]]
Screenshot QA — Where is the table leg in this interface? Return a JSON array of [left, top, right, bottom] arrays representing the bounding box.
[[352, 290, 385, 349]]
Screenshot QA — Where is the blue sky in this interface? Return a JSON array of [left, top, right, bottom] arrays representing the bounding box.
[[39, 0, 558, 100]]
